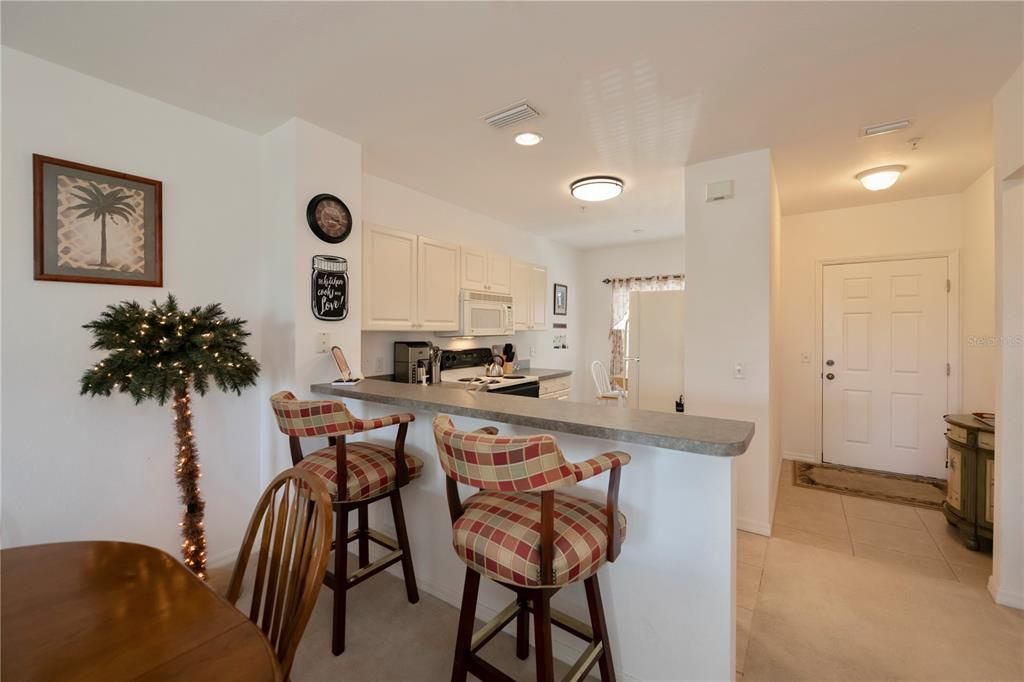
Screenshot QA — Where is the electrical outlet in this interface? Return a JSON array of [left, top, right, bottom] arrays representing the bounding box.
[[529, 345, 536, 358], [734, 363, 745, 380], [317, 332, 330, 354], [374, 356, 384, 372]]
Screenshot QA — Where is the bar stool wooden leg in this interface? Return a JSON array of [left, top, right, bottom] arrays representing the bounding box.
[[515, 594, 530, 660], [357, 505, 370, 568], [452, 567, 480, 682], [585, 575, 616, 682], [532, 590, 555, 682], [390, 489, 420, 604], [332, 506, 349, 656]]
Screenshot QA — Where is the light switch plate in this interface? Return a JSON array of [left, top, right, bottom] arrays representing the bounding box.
[[734, 362, 745, 379]]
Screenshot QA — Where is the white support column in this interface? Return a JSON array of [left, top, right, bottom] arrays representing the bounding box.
[[683, 149, 781, 536]]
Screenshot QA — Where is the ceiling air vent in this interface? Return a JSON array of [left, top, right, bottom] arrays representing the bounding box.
[[862, 119, 912, 138], [483, 101, 540, 129]]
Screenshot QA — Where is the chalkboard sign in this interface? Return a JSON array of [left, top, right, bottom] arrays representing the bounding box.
[[311, 255, 348, 321]]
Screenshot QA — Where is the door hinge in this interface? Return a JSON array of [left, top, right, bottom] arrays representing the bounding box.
[[946, 279, 951, 293], [946, 363, 951, 376]]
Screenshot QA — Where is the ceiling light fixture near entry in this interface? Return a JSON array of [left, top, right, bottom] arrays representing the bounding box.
[[570, 176, 624, 202], [514, 132, 543, 146], [856, 165, 906, 191]]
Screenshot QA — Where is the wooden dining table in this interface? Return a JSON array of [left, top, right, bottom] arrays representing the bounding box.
[[1, 541, 281, 682]]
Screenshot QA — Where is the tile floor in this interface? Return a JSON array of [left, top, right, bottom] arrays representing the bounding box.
[[212, 459, 1022, 680], [737, 459, 1023, 681]]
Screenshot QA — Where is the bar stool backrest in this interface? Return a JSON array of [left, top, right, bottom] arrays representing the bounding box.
[[270, 390, 359, 437], [432, 415, 576, 492]]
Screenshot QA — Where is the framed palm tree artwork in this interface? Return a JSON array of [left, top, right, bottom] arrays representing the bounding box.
[[33, 154, 162, 286]]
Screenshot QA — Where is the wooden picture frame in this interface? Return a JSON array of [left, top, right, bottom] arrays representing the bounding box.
[[553, 283, 568, 315], [33, 154, 163, 287]]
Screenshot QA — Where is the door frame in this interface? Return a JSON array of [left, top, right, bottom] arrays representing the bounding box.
[[813, 250, 961, 464]]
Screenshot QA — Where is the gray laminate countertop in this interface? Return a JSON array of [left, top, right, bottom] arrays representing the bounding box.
[[529, 368, 573, 380], [311, 379, 753, 457]]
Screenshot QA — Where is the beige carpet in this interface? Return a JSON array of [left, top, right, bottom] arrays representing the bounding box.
[[795, 462, 946, 509], [208, 554, 595, 682]]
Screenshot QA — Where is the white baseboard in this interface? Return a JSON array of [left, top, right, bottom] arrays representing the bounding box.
[[989, 575, 1024, 610], [783, 451, 818, 463], [737, 517, 772, 537]]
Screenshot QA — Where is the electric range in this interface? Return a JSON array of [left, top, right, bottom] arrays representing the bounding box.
[[437, 348, 540, 397]]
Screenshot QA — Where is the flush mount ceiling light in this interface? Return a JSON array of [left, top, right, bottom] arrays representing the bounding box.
[[514, 132, 543, 146], [570, 176, 624, 202], [855, 165, 906, 191]]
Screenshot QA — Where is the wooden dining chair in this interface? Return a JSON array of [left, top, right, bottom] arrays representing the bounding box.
[[226, 468, 333, 680]]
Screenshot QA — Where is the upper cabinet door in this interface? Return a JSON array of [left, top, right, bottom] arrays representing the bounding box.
[[460, 247, 488, 291], [510, 260, 531, 330], [530, 265, 548, 330], [364, 225, 418, 330], [418, 237, 460, 331], [487, 252, 512, 294]]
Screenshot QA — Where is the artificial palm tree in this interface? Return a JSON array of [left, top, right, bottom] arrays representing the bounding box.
[[80, 295, 260, 578], [68, 182, 136, 268]]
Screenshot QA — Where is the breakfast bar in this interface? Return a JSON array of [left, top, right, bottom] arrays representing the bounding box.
[[312, 379, 754, 680]]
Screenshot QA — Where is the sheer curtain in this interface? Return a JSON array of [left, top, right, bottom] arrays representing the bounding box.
[[608, 275, 684, 378]]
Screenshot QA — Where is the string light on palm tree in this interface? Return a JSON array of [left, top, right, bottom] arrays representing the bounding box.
[[80, 295, 260, 578]]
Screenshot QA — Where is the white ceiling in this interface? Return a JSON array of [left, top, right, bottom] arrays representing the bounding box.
[[3, 2, 1020, 248]]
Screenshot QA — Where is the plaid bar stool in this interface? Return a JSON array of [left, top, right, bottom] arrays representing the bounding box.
[[270, 390, 421, 656], [432, 415, 630, 682]]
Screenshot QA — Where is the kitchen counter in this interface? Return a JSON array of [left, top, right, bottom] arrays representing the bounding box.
[[310, 378, 752, 456], [528, 367, 573, 380]]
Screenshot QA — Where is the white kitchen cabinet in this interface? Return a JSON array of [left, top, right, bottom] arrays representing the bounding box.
[[462, 246, 511, 293], [530, 265, 547, 330], [364, 225, 459, 331], [363, 225, 418, 330], [511, 260, 532, 330], [487, 252, 511, 293], [417, 237, 460, 330], [511, 261, 548, 330]]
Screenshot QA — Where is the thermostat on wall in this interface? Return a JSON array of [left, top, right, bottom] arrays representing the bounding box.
[[706, 180, 734, 202]]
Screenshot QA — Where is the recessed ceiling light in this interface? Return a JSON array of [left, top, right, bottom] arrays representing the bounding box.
[[514, 132, 543, 146], [855, 165, 906, 191], [570, 176, 624, 202]]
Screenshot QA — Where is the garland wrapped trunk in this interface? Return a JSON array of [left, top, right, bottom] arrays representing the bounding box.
[[80, 295, 260, 578]]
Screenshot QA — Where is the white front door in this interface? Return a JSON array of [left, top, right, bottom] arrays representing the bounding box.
[[627, 290, 685, 412], [822, 257, 949, 478]]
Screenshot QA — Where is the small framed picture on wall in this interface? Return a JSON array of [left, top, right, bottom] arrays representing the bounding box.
[[553, 283, 568, 315], [33, 154, 163, 287]]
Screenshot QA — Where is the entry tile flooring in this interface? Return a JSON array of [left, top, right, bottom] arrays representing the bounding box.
[[737, 459, 1023, 680]]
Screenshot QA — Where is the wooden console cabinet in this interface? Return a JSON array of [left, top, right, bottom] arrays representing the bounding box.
[[942, 414, 996, 551]]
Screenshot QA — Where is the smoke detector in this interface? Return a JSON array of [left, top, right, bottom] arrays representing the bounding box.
[[483, 100, 540, 129]]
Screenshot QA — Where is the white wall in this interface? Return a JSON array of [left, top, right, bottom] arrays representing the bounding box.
[[991, 62, 1024, 610], [961, 169, 997, 412], [684, 148, 778, 536], [579, 237, 685, 384], [780, 194, 965, 462], [1, 49, 265, 564], [359, 175, 586, 397], [259, 119, 363, 479]]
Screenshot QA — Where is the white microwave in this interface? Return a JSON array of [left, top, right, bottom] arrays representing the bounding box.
[[437, 290, 515, 337]]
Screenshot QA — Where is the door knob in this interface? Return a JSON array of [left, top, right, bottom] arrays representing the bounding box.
[[825, 359, 835, 367], [825, 372, 836, 381]]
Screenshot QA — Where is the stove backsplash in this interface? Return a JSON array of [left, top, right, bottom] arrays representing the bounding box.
[[362, 331, 528, 377]]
